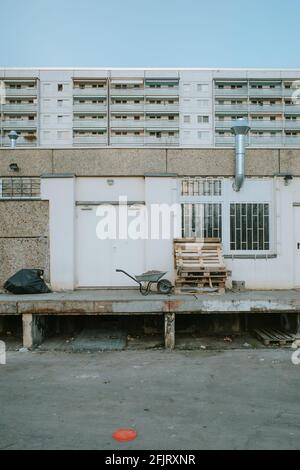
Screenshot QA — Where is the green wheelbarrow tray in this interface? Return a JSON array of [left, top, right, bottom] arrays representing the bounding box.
[[116, 269, 173, 296]]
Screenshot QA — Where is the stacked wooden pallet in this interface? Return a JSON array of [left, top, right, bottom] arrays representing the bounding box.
[[174, 238, 228, 294]]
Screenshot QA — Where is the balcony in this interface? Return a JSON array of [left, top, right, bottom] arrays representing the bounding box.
[[145, 104, 179, 112], [214, 88, 248, 97], [215, 105, 248, 113], [250, 136, 284, 146], [2, 103, 37, 112], [73, 103, 107, 112], [248, 88, 283, 97], [215, 136, 237, 146], [145, 88, 179, 96], [73, 135, 107, 146], [110, 120, 145, 128], [110, 88, 145, 96], [110, 103, 145, 112], [284, 121, 300, 130], [5, 87, 38, 97], [144, 136, 179, 146], [285, 104, 300, 114], [215, 120, 284, 130], [249, 105, 283, 113], [285, 136, 300, 145], [145, 120, 179, 128], [110, 136, 145, 146], [2, 120, 37, 129], [73, 119, 108, 129], [1, 136, 37, 147], [73, 87, 108, 97]]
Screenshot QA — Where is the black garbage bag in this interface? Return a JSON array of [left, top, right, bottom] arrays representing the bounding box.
[[4, 269, 51, 295]]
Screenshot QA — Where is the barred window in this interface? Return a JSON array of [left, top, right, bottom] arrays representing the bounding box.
[[0, 178, 40, 199], [182, 203, 222, 239], [230, 203, 270, 251], [181, 178, 222, 197]]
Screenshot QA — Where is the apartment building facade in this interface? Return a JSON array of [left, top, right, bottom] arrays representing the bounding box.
[[1, 68, 300, 149]]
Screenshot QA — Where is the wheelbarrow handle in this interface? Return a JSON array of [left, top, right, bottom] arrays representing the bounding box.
[[116, 269, 141, 286]]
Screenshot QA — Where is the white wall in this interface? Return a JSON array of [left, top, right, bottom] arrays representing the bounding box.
[[41, 176, 76, 291]]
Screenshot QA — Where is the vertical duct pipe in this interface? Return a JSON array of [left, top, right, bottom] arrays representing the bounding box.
[[231, 119, 250, 192], [8, 130, 18, 148]]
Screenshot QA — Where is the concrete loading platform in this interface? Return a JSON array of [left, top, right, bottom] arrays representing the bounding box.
[[0, 290, 300, 351]]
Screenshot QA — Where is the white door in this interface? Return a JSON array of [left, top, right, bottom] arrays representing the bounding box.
[[294, 206, 300, 288], [75, 205, 145, 287]]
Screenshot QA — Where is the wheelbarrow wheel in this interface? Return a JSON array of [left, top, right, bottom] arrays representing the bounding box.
[[157, 279, 173, 295]]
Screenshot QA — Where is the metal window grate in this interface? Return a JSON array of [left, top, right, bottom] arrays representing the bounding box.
[[182, 203, 222, 239], [230, 203, 270, 251], [0, 178, 40, 199], [181, 178, 222, 197]]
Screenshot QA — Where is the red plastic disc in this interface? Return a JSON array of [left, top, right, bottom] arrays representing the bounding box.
[[112, 428, 137, 442]]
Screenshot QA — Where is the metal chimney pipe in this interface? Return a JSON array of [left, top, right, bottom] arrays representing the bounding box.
[[231, 119, 250, 192], [8, 130, 18, 149]]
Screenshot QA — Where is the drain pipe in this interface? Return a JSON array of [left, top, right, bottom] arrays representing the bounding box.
[[8, 130, 18, 149], [231, 119, 250, 192]]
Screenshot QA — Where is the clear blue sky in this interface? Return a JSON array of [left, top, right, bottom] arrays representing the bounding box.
[[1, 0, 299, 68]]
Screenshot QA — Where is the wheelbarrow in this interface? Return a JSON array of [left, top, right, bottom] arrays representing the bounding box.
[[116, 269, 173, 296]]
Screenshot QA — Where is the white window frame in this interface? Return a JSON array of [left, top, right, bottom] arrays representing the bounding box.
[[178, 178, 275, 256]]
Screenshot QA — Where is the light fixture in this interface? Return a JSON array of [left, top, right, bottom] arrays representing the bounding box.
[[9, 163, 20, 172], [274, 172, 294, 186], [107, 179, 114, 186]]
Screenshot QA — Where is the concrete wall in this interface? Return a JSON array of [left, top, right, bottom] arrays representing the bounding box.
[[0, 201, 49, 290], [0, 147, 299, 176]]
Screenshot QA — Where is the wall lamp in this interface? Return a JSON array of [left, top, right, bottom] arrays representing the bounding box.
[[274, 172, 294, 186], [9, 163, 20, 172]]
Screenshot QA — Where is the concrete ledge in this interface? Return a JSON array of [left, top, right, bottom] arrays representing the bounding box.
[[1, 290, 300, 316]]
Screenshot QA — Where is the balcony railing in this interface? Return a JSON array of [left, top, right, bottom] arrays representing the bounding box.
[[1, 136, 37, 147], [249, 105, 283, 113], [2, 104, 37, 112], [73, 87, 108, 97], [145, 120, 179, 128], [73, 136, 107, 145], [215, 105, 248, 113], [145, 104, 179, 112], [73, 103, 107, 112], [110, 88, 145, 96], [285, 104, 300, 114], [2, 120, 37, 129], [110, 104, 145, 112], [144, 136, 179, 146], [145, 88, 179, 96], [4, 88, 38, 97], [110, 120, 145, 128], [110, 136, 145, 145], [214, 88, 248, 97], [73, 119, 108, 128], [248, 88, 283, 97], [215, 120, 285, 130]]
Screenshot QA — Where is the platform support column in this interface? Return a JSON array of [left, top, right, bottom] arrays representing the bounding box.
[[165, 313, 175, 350], [22, 314, 46, 350]]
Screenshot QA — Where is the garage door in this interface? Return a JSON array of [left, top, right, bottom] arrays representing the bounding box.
[[75, 205, 145, 287]]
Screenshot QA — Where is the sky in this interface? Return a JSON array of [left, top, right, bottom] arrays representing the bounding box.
[[0, 0, 299, 68]]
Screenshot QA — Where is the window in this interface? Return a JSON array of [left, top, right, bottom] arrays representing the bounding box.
[[58, 84, 63, 92], [181, 178, 222, 197], [198, 131, 209, 140], [182, 203, 222, 239], [230, 203, 270, 251], [197, 100, 209, 107], [184, 115, 191, 123], [0, 177, 40, 199], [197, 84, 209, 92], [197, 115, 209, 124]]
